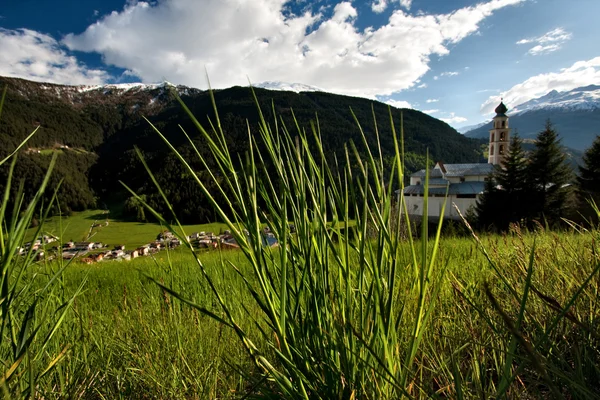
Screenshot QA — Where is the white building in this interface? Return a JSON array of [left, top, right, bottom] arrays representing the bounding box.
[[401, 101, 511, 221]]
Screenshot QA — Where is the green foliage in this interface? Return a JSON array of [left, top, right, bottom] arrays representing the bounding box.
[[0, 77, 484, 223], [527, 120, 573, 224], [476, 122, 574, 230], [476, 133, 530, 230], [577, 135, 600, 202], [0, 87, 84, 398]]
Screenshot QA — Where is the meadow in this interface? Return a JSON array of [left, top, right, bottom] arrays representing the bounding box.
[[12, 228, 600, 399], [2, 88, 599, 399], [26, 208, 230, 249]]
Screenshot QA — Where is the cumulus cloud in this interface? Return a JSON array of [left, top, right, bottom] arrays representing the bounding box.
[[516, 27, 572, 56], [481, 56, 600, 114], [423, 109, 439, 114], [0, 28, 109, 85], [384, 99, 412, 109], [426, 98, 439, 103], [62, 0, 524, 97]]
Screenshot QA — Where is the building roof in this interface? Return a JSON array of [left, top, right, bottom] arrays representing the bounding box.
[[427, 178, 450, 186], [403, 181, 487, 196], [410, 163, 494, 179], [494, 101, 508, 116], [439, 163, 494, 177]]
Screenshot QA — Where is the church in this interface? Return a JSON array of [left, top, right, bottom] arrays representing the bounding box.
[[401, 101, 510, 221]]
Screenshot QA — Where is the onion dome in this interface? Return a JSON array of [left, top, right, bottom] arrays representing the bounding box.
[[494, 101, 508, 116]]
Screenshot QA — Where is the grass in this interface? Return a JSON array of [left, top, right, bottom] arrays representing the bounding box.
[[3, 84, 600, 399], [26, 209, 230, 248], [25, 229, 596, 399]]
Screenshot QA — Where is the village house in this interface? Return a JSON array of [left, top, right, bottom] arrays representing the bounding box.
[[74, 242, 95, 251], [401, 101, 510, 221]]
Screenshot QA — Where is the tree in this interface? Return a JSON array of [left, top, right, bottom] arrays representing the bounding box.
[[475, 174, 502, 230], [527, 120, 573, 224], [494, 132, 530, 224], [576, 135, 600, 222], [578, 135, 600, 196]]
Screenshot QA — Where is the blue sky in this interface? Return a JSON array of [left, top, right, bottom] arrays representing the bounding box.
[[1, 0, 599, 129]]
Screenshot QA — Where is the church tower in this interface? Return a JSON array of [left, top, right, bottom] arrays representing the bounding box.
[[488, 101, 511, 165]]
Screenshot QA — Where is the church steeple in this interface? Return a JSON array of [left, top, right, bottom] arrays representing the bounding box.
[[488, 100, 511, 165]]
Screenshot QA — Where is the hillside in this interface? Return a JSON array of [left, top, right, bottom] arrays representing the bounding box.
[[0, 76, 484, 223], [465, 85, 600, 151]]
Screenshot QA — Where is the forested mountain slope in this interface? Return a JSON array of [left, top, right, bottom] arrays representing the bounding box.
[[0, 76, 484, 222]]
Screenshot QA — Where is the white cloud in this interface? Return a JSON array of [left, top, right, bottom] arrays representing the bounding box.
[[0, 28, 109, 85], [417, 83, 427, 88], [422, 109, 439, 114], [371, 0, 412, 13], [481, 56, 600, 114], [440, 71, 459, 77], [371, 0, 388, 13], [61, 0, 524, 98], [400, 0, 413, 9], [384, 99, 412, 109], [440, 113, 467, 124], [426, 98, 439, 103], [516, 27, 572, 56]]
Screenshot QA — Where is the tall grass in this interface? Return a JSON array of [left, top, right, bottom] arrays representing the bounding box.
[[127, 87, 600, 398], [0, 87, 85, 398], [123, 87, 467, 398]]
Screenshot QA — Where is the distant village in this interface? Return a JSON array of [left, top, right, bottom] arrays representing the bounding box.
[[20, 228, 280, 264]]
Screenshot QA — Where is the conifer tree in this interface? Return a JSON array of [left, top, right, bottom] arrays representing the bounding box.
[[475, 173, 502, 229], [578, 135, 600, 197], [496, 132, 528, 195], [527, 120, 573, 224], [494, 132, 529, 224], [576, 135, 600, 222]]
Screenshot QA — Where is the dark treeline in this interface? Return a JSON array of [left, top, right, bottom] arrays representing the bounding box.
[[475, 120, 598, 231], [1, 77, 485, 223]]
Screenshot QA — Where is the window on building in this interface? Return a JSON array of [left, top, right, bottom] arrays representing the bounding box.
[[491, 133, 495, 142], [460, 177, 465, 183], [490, 145, 494, 155], [457, 194, 477, 199], [500, 132, 505, 141], [499, 145, 505, 155], [501, 120, 505, 128]]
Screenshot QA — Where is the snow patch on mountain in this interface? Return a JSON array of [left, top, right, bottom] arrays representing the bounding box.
[[75, 81, 176, 93], [254, 81, 322, 93], [512, 85, 600, 114]]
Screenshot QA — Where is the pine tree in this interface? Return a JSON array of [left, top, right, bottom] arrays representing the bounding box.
[[494, 132, 529, 224], [527, 120, 573, 224], [578, 135, 600, 197], [576, 135, 600, 222], [475, 173, 502, 230], [495, 132, 528, 194]]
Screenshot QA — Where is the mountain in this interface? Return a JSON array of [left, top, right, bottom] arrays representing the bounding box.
[[0, 76, 484, 223], [464, 85, 600, 151]]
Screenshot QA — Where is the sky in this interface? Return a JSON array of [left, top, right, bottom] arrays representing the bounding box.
[[1, 0, 599, 130]]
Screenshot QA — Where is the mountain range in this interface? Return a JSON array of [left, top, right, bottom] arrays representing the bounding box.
[[464, 85, 600, 151], [0, 76, 484, 223]]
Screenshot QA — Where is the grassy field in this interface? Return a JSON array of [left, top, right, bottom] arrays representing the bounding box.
[[28, 209, 230, 248], [4, 92, 599, 399], [14, 228, 598, 399]]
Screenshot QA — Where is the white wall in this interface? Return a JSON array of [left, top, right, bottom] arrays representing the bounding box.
[[403, 195, 478, 220]]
